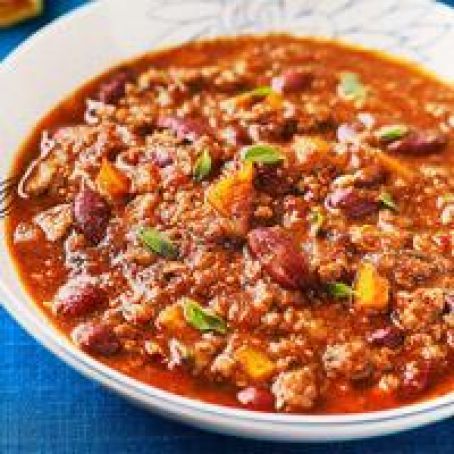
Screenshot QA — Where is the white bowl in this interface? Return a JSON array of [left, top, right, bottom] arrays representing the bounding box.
[[0, 0, 453, 442]]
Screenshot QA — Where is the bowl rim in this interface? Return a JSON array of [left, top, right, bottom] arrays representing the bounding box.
[[1, 0, 454, 438]]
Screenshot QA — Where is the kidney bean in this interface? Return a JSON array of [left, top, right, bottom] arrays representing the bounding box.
[[72, 321, 121, 356], [367, 326, 404, 349], [237, 386, 275, 412], [157, 116, 210, 142], [271, 69, 312, 93], [400, 361, 432, 397], [326, 187, 379, 219], [387, 130, 448, 155], [53, 280, 107, 317], [73, 186, 111, 244], [97, 69, 132, 104], [248, 226, 313, 289], [444, 292, 454, 313]]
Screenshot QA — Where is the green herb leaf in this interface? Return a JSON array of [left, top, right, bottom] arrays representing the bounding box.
[[182, 298, 227, 334], [139, 227, 178, 259], [193, 149, 212, 182], [242, 144, 284, 164], [308, 207, 325, 236], [376, 124, 409, 142], [248, 86, 275, 98], [442, 193, 454, 203], [327, 282, 354, 299], [338, 72, 367, 105], [379, 192, 398, 211]]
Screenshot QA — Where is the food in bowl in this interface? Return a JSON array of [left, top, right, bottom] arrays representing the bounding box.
[[6, 34, 454, 414]]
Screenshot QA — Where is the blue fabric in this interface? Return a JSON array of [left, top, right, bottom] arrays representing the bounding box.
[[1, 1, 453, 452]]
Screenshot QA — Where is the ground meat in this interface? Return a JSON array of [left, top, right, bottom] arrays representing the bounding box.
[[33, 203, 73, 241], [237, 386, 275, 411], [13, 222, 40, 243], [121, 300, 156, 325], [129, 163, 160, 194], [372, 250, 441, 289], [192, 336, 225, 373], [349, 224, 410, 252], [210, 350, 236, 379], [406, 333, 448, 363], [167, 338, 190, 369], [322, 340, 373, 380], [440, 204, 454, 226], [394, 288, 445, 332], [21, 148, 68, 197], [271, 367, 318, 411], [400, 360, 432, 397], [123, 245, 155, 266], [125, 194, 160, 225]]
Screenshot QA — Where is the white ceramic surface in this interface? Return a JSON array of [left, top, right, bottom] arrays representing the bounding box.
[[0, 0, 453, 442]]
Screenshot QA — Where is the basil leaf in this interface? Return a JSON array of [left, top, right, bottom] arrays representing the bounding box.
[[308, 207, 325, 236], [327, 282, 354, 299], [338, 72, 367, 105], [193, 149, 212, 182], [376, 124, 409, 142], [242, 144, 284, 164], [183, 298, 227, 334], [248, 86, 275, 98], [379, 192, 398, 211], [139, 227, 178, 259]]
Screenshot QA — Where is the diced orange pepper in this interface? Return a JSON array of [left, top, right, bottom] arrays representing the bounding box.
[[207, 162, 254, 218], [156, 304, 186, 332], [96, 158, 130, 198], [354, 262, 390, 312], [265, 92, 283, 109], [235, 345, 275, 381], [221, 89, 282, 112]]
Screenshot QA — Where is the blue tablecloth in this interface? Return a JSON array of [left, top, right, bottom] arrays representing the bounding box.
[[1, 1, 453, 452]]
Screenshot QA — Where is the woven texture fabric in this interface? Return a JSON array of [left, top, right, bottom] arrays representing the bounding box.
[[1, 1, 453, 452]]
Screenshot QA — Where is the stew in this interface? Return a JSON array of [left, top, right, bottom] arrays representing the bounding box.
[[7, 35, 454, 414]]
